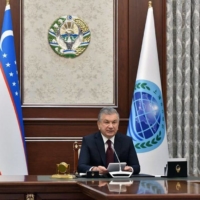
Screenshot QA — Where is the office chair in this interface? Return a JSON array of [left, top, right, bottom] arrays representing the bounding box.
[[73, 141, 82, 174]]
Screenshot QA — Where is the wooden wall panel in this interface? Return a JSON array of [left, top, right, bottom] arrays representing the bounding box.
[[25, 119, 129, 137], [25, 119, 97, 137], [0, 0, 166, 175], [27, 141, 74, 175]]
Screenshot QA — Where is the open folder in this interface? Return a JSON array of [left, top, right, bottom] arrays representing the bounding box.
[[107, 162, 126, 172]]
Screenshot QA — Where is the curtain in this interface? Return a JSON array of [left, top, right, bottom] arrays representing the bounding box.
[[166, 0, 200, 176]]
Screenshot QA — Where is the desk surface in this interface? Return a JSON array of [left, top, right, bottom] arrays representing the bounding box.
[[77, 176, 200, 199], [0, 176, 200, 200]]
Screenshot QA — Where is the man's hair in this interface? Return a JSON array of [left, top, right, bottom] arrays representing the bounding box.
[[98, 107, 120, 121]]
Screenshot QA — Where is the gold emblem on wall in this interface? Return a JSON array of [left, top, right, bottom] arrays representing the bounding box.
[[48, 15, 91, 58]]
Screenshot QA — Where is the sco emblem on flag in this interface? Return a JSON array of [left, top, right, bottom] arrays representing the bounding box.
[[48, 15, 91, 58], [131, 80, 165, 153]]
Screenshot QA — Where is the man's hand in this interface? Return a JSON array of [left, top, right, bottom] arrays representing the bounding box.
[[92, 166, 108, 174], [123, 166, 133, 172]]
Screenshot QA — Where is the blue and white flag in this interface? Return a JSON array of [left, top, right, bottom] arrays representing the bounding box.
[[0, 2, 28, 175], [127, 4, 169, 175]]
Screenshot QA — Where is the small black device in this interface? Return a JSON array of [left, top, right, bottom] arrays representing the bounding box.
[[167, 160, 187, 177], [86, 171, 99, 178]]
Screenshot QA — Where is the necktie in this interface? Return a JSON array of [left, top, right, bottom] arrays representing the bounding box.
[[106, 140, 114, 167]]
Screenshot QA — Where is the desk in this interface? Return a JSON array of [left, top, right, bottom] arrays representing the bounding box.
[[0, 176, 200, 199], [0, 175, 91, 200], [78, 177, 200, 199]]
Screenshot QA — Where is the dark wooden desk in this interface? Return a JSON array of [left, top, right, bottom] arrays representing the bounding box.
[[0, 176, 200, 200], [0, 175, 90, 200], [78, 177, 200, 200]]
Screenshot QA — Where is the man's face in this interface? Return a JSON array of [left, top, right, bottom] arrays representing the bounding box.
[[97, 113, 119, 138]]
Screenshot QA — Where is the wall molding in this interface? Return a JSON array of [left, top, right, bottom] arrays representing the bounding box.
[[25, 137, 82, 141]]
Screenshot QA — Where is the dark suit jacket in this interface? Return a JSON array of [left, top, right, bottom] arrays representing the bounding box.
[[78, 132, 140, 174]]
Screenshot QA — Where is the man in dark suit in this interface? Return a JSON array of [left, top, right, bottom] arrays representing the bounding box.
[[78, 107, 140, 174]]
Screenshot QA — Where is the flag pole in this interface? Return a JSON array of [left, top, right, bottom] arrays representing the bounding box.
[[0, 0, 28, 175], [148, 1, 152, 8], [127, 0, 169, 175]]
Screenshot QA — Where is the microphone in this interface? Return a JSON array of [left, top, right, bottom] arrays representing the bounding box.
[[111, 144, 123, 171], [109, 144, 132, 178]]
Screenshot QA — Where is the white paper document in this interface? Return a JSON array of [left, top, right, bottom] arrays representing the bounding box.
[[107, 162, 126, 172]]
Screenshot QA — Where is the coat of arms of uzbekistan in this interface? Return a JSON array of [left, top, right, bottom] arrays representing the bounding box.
[[48, 15, 91, 58]]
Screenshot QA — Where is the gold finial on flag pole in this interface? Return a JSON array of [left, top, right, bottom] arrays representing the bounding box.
[[6, 0, 10, 5], [148, 1, 152, 8]]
